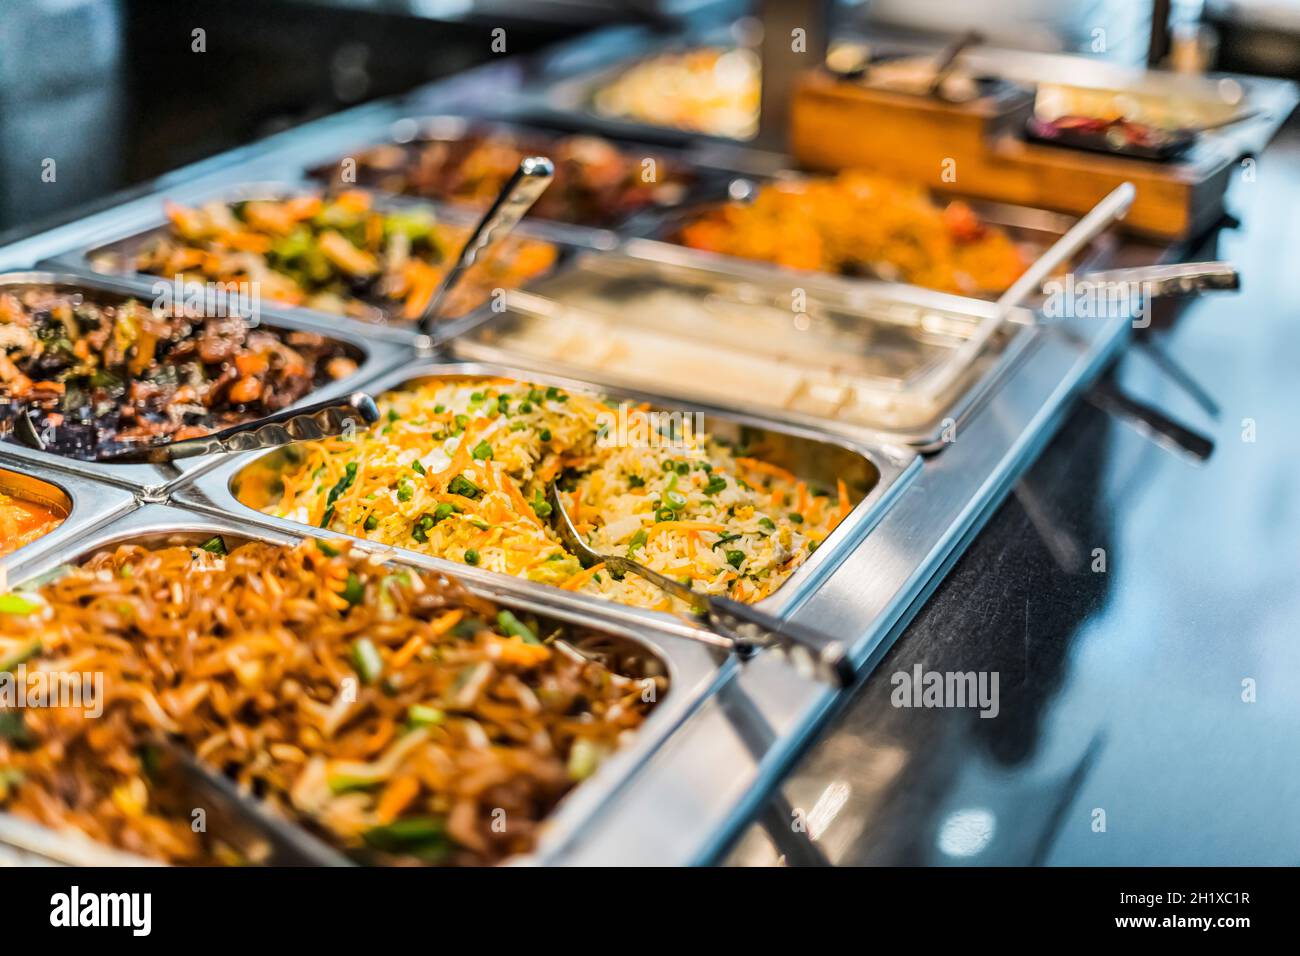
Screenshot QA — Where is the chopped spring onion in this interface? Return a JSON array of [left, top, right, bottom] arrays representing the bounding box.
[[497, 609, 540, 645], [567, 739, 607, 781], [350, 637, 383, 684], [0, 595, 41, 618], [341, 572, 365, 606], [362, 817, 450, 862], [406, 704, 446, 727]]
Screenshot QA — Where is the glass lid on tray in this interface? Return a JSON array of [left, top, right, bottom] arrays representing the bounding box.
[[452, 253, 1032, 439]]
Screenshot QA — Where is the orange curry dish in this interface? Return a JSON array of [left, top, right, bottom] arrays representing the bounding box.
[[0, 491, 64, 558], [676, 171, 1030, 297]]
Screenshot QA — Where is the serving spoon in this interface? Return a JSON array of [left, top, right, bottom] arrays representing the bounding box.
[[927, 29, 985, 97], [546, 481, 854, 688], [151, 737, 353, 866], [414, 155, 555, 352], [12, 391, 379, 464]]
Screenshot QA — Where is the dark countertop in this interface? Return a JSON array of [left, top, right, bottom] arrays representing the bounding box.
[[727, 123, 1300, 867]]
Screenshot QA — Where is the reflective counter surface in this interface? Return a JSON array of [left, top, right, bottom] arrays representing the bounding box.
[[727, 123, 1300, 867]]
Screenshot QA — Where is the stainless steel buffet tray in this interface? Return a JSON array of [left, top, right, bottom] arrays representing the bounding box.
[[0, 32, 1166, 865], [537, 41, 762, 147], [0, 270, 408, 498], [631, 184, 1119, 304], [449, 247, 1043, 450], [548, 285, 1138, 865], [300, 113, 723, 251], [173, 358, 919, 626], [0, 461, 136, 574], [0, 503, 724, 867], [41, 180, 583, 349]]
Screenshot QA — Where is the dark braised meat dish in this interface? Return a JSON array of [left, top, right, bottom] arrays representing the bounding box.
[[0, 287, 359, 460]]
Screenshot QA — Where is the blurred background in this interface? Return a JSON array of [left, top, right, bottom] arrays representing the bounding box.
[[2, 0, 1299, 238]]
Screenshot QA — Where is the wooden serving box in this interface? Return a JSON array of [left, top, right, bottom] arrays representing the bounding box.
[[790, 68, 1236, 240]]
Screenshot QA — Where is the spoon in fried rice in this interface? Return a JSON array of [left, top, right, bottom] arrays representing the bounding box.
[[546, 481, 853, 687]]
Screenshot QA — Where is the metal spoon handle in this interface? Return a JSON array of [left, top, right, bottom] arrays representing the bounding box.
[[707, 595, 854, 688], [997, 182, 1137, 318], [101, 391, 380, 463], [928, 29, 983, 96], [153, 738, 353, 866], [546, 481, 849, 683], [1065, 261, 1239, 299], [601, 553, 708, 610], [919, 182, 1136, 404], [417, 156, 555, 342], [605, 553, 852, 686]]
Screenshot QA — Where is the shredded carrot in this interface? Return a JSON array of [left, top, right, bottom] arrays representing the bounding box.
[[361, 721, 396, 756], [390, 635, 426, 671], [432, 428, 476, 483], [837, 478, 852, 521], [561, 562, 606, 591], [734, 456, 799, 485], [376, 775, 421, 824], [429, 609, 465, 636], [433, 492, 482, 512], [485, 634, 551, 667], [499, 473, 536, 522]]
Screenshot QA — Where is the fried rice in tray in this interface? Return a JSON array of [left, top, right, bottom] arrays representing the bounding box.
[[247, 376, 859, 611], [0, 538, 660, 865]]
